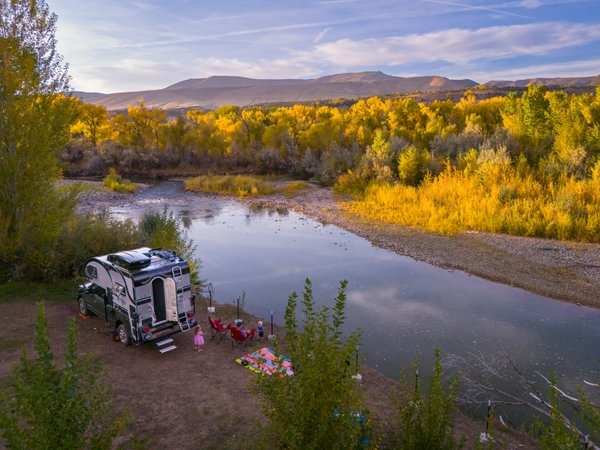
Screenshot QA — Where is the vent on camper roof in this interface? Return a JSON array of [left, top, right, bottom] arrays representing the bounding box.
[[107, 251, 151, 269]]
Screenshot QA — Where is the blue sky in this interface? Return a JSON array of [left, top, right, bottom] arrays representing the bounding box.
[[50, 0, 600, 93]]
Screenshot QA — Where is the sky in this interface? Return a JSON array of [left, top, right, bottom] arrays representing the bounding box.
[[49, 0, 600, 93]]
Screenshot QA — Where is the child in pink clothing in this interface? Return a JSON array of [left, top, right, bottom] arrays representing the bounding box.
[[194, 325, 205, 351]]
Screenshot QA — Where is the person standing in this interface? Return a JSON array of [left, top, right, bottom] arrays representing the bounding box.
[[194, 325, 205, 352], [257, 321, 265, 340]]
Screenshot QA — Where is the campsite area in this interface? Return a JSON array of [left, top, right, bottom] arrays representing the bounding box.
[[0, 293, 538, 449]]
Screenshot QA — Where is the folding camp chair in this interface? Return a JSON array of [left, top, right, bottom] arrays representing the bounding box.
[[208, 316, 229, 342], [229, 325, 255, 349]]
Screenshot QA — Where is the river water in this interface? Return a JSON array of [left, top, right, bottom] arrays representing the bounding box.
[[110, 181, 600, 421]]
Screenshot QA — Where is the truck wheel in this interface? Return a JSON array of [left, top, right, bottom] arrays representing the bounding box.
[[78, 297, 90, 316], [117, 324, 131, 346]]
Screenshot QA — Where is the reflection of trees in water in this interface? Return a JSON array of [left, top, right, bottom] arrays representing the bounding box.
[[138, 182, 293, 227], [248, 202, 289, 216], [245, 203, 290, 226], [179, 210, 193, 229], [177, 208, 219, 226]]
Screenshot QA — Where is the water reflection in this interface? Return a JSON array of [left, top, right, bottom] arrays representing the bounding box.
[[110, 181, 600, 424]]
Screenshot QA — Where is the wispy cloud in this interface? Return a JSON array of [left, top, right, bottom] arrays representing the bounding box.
[[310, 22, 600, 66], [314, 28, 331, 44], [467, 57, 600, 81], [422, 0, 537, 19]]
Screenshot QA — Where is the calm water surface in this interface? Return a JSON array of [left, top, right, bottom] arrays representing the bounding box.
[[111, 181, 600, 417]]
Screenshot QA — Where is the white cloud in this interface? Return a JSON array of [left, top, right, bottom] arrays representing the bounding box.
[[314, 28, 331, 44], [310, 22, 600, 66]]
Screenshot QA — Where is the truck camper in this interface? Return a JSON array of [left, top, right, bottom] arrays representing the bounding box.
[[77, 247, 197, 352]]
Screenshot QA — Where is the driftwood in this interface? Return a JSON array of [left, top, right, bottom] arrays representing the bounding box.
[[443, 351, 600, 449]]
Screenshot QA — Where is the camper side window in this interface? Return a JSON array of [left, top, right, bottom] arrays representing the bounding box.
[[85, 266, 98, 280], [114, 283, 125, 297]]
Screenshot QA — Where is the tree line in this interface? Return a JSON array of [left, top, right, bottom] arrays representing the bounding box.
[[64, 84, 600, 241], [65, 86, 600, 184]]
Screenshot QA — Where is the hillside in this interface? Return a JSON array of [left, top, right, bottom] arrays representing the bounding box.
[[75, 71, 478, 111], [74, 71, 600, 111]]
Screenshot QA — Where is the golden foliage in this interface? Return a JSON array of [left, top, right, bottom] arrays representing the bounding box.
[[184, 175, 275, 197], [103, 168, 137, 193], [344, 165, 600, 242]]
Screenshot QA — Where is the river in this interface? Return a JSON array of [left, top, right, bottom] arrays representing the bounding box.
[[110, 180, 600, 423]]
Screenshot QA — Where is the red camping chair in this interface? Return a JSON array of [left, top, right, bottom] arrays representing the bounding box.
[[229, 325, 255, 349], [208, 316, 229, 342]]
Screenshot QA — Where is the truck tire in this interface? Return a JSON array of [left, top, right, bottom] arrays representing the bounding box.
[[78, 297, 90, 316], [117, 324, 131, 346]]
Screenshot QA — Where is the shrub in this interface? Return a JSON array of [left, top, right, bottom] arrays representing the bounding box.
[[390, 349, 464, 449], [333, 170, 370, 196], [280, 181, 311, 197], [56, 211, 141, 279], [139, 208, 200, 284], [0, 302, 128, 449], [185, 174, 274, 197], [103, 167, 137, 193], [255, 279, 370, 449]]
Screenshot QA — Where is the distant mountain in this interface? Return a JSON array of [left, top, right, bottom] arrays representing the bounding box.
[[74, 71, 599, 112], [484, 75, 600, 89], [74, 71, 478, 111]]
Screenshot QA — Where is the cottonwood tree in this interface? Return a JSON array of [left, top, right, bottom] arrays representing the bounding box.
[[0, 0, 77, 280], [72, 102, 111, 147]]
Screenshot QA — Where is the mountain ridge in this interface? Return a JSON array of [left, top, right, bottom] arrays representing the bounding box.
[[75, 71, 599, 111]]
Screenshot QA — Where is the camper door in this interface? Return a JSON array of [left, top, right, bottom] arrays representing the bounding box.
[[151, 277, 178, 323]]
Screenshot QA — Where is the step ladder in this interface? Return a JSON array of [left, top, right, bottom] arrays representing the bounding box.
[[172, 266, 192, 332], [156, 337, 177, 354]]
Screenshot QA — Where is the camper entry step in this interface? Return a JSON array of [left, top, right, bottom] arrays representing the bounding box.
[[156, 338, 177, 353], [159, 345, 177, 353]]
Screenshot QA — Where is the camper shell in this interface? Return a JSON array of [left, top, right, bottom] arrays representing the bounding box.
[[77, 247, 197, 347]]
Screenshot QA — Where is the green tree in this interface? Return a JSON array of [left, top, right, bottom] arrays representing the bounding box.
[[0, 302, 127, 449], [0, 0, 77, 281], [390, 349, 464, 449], [362, 129, 395, 182], [255, 279, 369, 449], [534, 378, 581, 449], [398, 145, 428, 186]]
